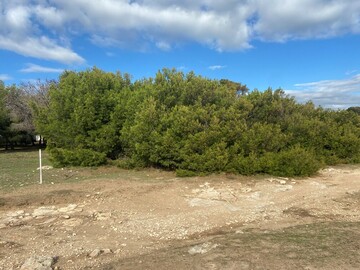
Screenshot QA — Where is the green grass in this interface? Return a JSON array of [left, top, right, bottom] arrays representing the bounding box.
[[0, 149, 53, 190], [0, 149, 177, 191]]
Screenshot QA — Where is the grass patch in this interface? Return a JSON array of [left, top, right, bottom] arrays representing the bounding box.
[[103, 222, 360, 269], [0, 149, 178, 191], [0, 149, 52, 190], [237, 222, 360, 265]]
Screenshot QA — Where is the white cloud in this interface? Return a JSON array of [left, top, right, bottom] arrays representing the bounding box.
[[0, 36, 84, 64], [1, 0, 360, 62], [20, 63, 64, 73], [0, 1, 84, 64], [286, 74, 360, 109], [156, 41, 171, 51], [208, 65, 226, 70], [0, 74, 12, 81], [254, 0, 360, 41]]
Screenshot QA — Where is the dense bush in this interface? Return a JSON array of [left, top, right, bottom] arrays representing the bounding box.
[[264, 146, 321, 177], [49, 148, 107, 167], [33, 68, 360, 176]]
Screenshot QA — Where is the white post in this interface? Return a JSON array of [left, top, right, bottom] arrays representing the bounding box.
[[39, 149, 43, 184]]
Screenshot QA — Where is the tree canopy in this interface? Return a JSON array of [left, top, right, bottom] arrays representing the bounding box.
[[2, 69, 359, 176], [0, 81, 10, 144], [29, 68, 360, 177]]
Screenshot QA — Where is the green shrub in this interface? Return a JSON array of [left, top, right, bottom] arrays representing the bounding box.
[[265, 146, 322, 177], [49, 148, 107, 167], [113, 157, 138, 169], [179, 142, 229, 173], [33, 68, 360, 177], [227, 153, 262, 175]]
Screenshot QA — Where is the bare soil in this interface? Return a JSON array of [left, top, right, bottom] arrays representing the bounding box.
[[1, 165, 360, 269]]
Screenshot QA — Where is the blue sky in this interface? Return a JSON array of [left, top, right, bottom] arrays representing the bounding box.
[[1, 0, 360, 108]]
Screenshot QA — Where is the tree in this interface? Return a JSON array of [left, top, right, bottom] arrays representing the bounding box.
[[347, 106, 360, 115], [32, 68, 360, 176], [5, 84, 35, 145], [36, 67, 132, 165], [0, 81, 10, 147], [220, 79, 249, 95], [22, 79, 55, 145]]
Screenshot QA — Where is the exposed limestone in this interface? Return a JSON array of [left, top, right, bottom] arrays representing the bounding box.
[[20, 256, 56, 270], [188, 242, 219, 255]]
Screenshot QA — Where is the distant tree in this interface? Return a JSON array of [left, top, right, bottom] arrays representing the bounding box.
[[5, 84, 35, 144], [22, 79, 56, 145], [347, 106, 360, 115], [0, 81, 11, 147], [220, 79, 249, 95]]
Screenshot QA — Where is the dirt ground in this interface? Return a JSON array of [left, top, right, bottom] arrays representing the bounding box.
[[1, 165, 360, 269]]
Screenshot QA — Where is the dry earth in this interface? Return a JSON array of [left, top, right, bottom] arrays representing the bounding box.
[[1, 165, 360, 269]]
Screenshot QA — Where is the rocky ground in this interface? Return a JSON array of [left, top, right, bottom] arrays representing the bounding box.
[[1, 165, 360, 269]]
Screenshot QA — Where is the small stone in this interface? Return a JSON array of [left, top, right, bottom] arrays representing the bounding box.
[[188, 242, 218, 255], [33, 206, 57, 217], [37, 165, 53, 170], [63, 215, 70, 219], [102, 248, 113, 254], [95, 212, 112, 221], [89, 248, 102, 257], [58, 204, 78, 213]]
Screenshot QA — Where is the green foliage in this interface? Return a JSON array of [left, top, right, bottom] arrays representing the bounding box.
[[347, 106, 360, 115], [175, 169, 199, 177], [0, 81, 10, 139], [37, 67, 131, 158], [30, 68, 360, 177], [264, 146, 322, 177], [49, 148, 107, 167]]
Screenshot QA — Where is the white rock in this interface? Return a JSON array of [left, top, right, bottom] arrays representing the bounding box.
[[37, 166, 53, 170], [95, 212, 112, 220], [58, 204, 78, 213], [20, 256, 55, 270], [89, 248, 102, 257], [32, 206, 57, 217], [188, 242, 218, 255], [7, 210, 25, 217]]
